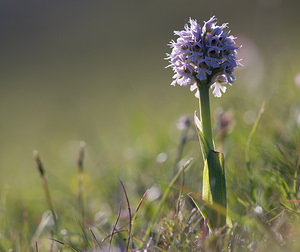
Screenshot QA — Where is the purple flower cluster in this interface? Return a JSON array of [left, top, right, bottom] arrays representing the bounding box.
[[166, 17, 241, 98]]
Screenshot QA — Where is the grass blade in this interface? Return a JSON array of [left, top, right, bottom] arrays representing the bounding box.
[[77, 141, 86, 225], [108, 203, 122, 252], [33, 150, 58, 234], [143, 158, 193, 241], [245, 101, 265, 170], [119, 178, 132, 251], [49, 238, 79, 252], [131, 189, 148, 228], [89, 228, 101, 250]]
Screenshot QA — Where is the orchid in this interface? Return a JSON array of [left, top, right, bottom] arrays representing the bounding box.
[[167, 17, 241, 230], [166, 16, 241, 98]]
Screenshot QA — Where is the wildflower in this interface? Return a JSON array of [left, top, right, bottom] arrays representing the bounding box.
[[166, 16, 241, 97], [166, 17, 242, 230]]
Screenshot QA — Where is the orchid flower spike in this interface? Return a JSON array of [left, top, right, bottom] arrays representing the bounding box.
[[166, 16, 241, 98]]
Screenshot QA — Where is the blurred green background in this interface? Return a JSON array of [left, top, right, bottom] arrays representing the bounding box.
[[1, 0, 300, 201]]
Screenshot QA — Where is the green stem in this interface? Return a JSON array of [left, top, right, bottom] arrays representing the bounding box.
[[198, 83, 214, 155], [197, 83, 227, 229]]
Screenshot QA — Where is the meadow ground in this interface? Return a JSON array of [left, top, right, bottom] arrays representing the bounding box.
[[1, 1, 300, 251]]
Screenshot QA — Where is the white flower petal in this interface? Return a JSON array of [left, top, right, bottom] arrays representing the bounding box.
[[211, 83, 227, 97]]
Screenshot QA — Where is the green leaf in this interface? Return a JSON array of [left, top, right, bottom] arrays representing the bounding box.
[[202, 150, 227, 229], [194, 111, 210, 160]]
